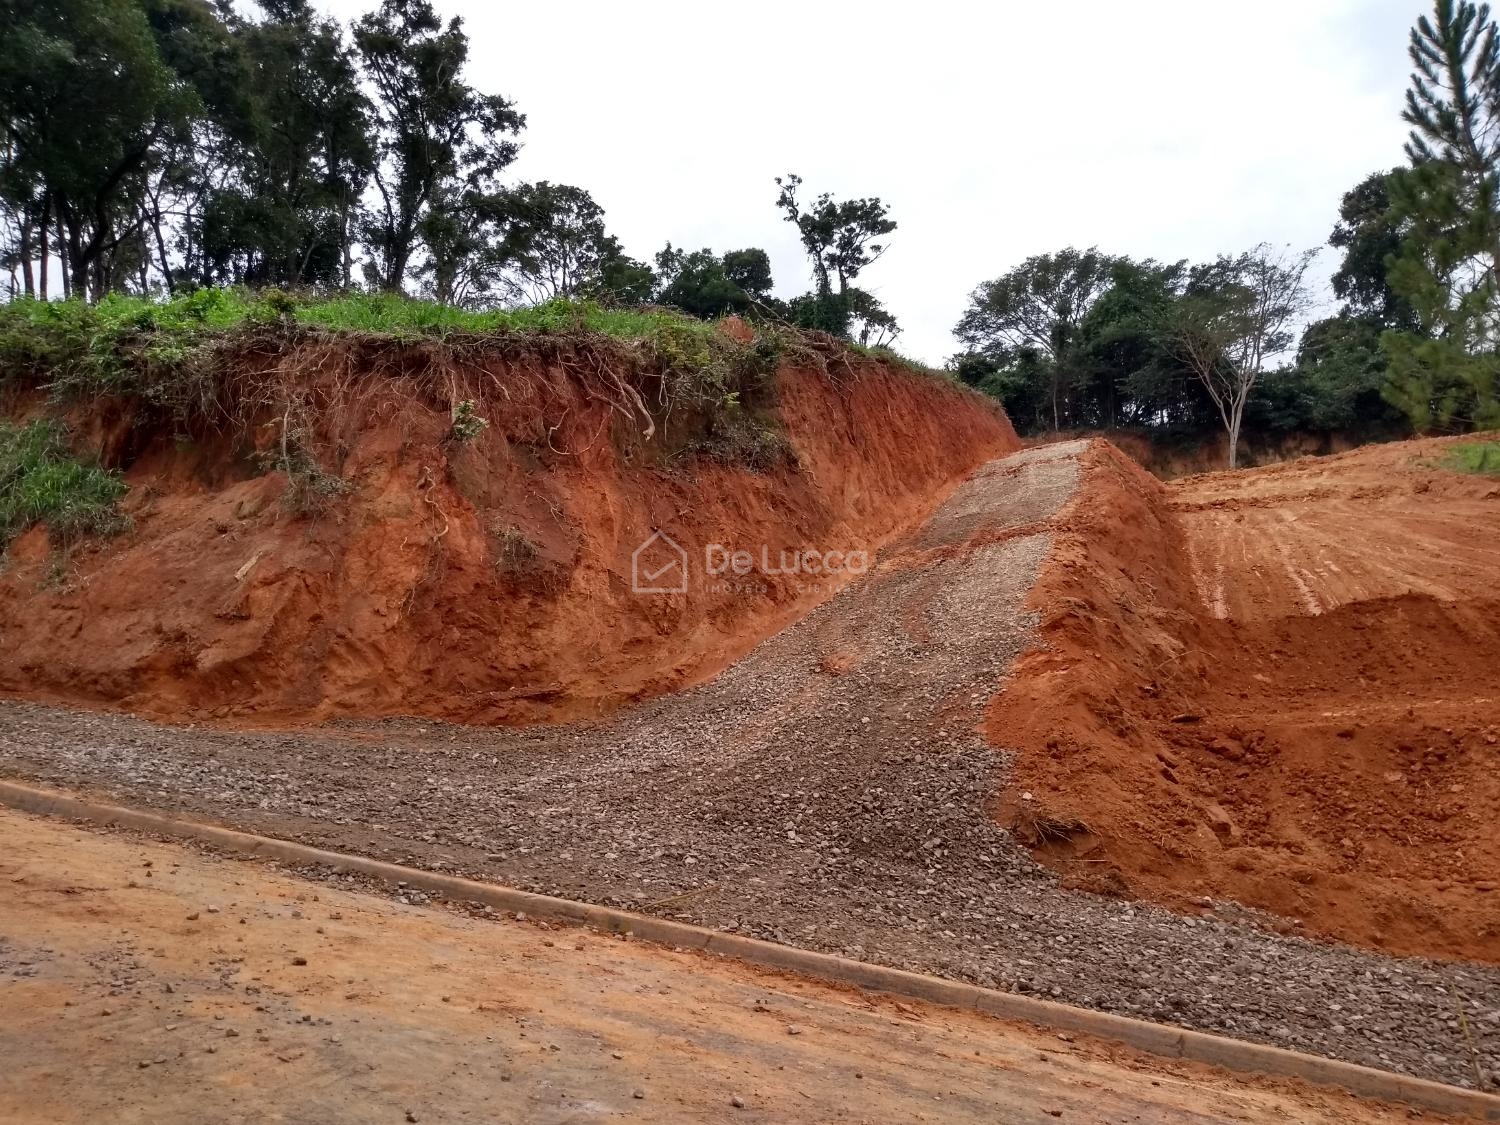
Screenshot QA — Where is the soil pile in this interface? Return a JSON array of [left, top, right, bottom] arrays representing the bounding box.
[[0, 335, 1016, 724], [989, 437, 1500, 960]]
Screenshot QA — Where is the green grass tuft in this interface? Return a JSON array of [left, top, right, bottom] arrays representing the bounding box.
[[848, 341, 947, 378], [0, 420, 129, 549], [1443, 438, 1500, 476]]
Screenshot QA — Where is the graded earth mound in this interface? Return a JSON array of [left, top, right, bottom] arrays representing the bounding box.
[[990, 436, 1500, 961], [0, 336, 1015, 724]]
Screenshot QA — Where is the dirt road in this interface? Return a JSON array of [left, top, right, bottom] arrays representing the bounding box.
[[0, 807, 1437, 1124], [3, 440, 1498, 1092]]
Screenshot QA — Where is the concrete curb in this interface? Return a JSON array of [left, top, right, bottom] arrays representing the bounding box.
[[3, 778, 1496, 1121]]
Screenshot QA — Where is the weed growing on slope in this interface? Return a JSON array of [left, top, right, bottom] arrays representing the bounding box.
[[848, 341, 947, 379], [492, 524, 540, 572], [677, 408, 797, 471], [1444, 438, 1500, 476], [254, 424, 352, 516], [0, 420, 129, 549], [0, 289, 279, 421], [447, 399, 489, 444]]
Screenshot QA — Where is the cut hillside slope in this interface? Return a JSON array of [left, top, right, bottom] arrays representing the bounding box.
[[0, 314, 1016, 725], [989, 436, 1500, 961], [1041, 428, 1373, 480]]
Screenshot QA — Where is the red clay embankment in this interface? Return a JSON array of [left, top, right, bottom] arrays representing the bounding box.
[[988, 437, 1500, 961], [0, 347, 1017, 726]]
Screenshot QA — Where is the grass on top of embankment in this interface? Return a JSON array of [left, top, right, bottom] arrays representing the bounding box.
[[0, 288, 724, 344], [0, 289, 737, 397], [0, 289, 793, 431], [1443, 437, 1500, 477], [0, 291, 974, 509]]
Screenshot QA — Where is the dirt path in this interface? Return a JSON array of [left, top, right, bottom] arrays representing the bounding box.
[[2, 441, 1498, 1093], [0, 807, 1439, 1124]]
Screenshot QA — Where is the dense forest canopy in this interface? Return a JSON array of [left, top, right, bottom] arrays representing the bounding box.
[[2, 0, 1498, 462]]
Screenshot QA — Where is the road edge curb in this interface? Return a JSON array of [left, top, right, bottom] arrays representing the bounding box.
[[3, 778, 1496, 1121]]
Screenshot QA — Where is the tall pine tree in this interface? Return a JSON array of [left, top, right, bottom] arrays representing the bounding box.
[[1384, 0, 1500, 431]]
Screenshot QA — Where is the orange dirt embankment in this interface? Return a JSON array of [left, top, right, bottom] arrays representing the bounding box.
[[988, 437, 1500, 962], [0, 348, 1017, 725]]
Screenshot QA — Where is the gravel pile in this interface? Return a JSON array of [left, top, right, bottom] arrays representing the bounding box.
[[2, 438, 1497, 1091]]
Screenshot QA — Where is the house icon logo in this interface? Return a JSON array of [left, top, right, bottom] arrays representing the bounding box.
[[632, 529, 688, 594]]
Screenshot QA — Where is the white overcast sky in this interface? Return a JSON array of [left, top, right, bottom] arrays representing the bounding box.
[[317, 0, 1422, 364]]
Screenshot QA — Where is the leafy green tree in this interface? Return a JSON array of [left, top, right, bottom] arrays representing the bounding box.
[[1329, 171, 1420, 332], [495, 181, 641, 303], [955, 248, 1119, 431], [949, 348, 1053, 432], [785, 292, 850, 336], [774, 174, 896, 340], [0, 0, 211, 299], [1382, 0, 1500, 430], [841, 287, 896, 347], [1073, 258, 1201, 430], [1290, 315, 1407, 434], [415, 184, 511, 305], [354, 0, 524, 293], [190, 0, 373, 289], [653, 245, 777, 319], [655, 245, 748, 318], [722, 249, 773, 302], [593, 249, 656, 305]]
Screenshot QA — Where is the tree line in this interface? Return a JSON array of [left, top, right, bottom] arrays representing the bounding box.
[[951, 0, 1500, 465], [6, 0, 1498, 470], [0, 0, 899, 341]]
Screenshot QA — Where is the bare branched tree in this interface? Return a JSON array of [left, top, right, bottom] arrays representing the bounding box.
[[1169, 243, 1319, 468]]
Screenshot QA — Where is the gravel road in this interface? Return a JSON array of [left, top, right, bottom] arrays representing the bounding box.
[[2, 438, 1497, 1091]]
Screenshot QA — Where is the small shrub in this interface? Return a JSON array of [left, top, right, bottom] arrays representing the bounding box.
[[448, 399, 489, 444], [0, 420, 129, 549], [254, 426, 351, 516], [681, 411, 797, 473], [1010, 805, 1091, 847]]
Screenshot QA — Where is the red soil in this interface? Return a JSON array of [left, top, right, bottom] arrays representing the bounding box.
[[0, 352, 1016, 725], [988, 437, 1500, 961]]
